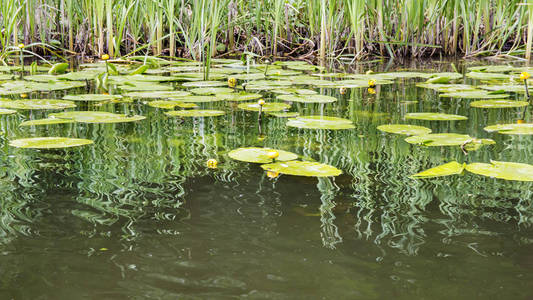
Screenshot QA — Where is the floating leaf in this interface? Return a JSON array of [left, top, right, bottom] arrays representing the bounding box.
[[484, 123, 533, 135], [20, 118, 75, 126], [237, 102, 290, 112], [377, 124, 432, 135], [9, 137, 93, 149], [478, 84, 532, 93], [148, 100, 197, 109], [439, 90, 510, 99], [118, 82, 173, 91], [405, 113, 468, 121], [267, 112, 299, 118], [0, 99, 76, 110], [277, 94, 337, 103], [467, 65, 514, 73], [62, 94, 123, 101], [48, 63, 69, 74], [216, 92, 262, 101], [165, 110, 225, 117], [0, 108, 16, 115], [189, 87, 234, 95], [466, 161, 533, 182], [0, 80, 84, 93], [405, 133, 494, 147], [470, 100, 529, 108], [286, 116, 354, 130], [228, 147, 298, 163], [466, 72, 512, 80], [49, 111, 145, 123], [182, 80, 226, 87], [261, 161, 342, 177], [411, 162, 466, 179], [272, 88, 318, 95], [170, 95, 222, 103], [123, 90, 191, 99]]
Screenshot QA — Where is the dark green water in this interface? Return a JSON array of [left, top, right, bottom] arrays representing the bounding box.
[[0, 60, 532, 299]]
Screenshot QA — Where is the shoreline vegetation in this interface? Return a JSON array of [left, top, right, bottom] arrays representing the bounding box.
[[1, 0, 533, 63]]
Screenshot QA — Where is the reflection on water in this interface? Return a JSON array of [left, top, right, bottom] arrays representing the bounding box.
[[0, 60, 532, 298]]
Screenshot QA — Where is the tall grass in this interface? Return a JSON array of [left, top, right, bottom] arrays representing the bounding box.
[[1, 0, 533, 61]]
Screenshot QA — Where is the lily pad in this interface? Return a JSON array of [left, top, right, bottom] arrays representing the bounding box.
[[377, 124, 432, 136], [0, 108, 16, 115], [470, 100, 529, 108], [277, 94, 337, 104], [237, 102, 290, 112], [182, 81, 226, 87], [0, 80, 85, 93], [118, 83, 173, 91], [62, 94, 123, 101], [170, 95, 222, 103], [148, 100, 197, 109], [467, 65, 514, 73], [49, 111, 145, 123], [267, 112, 300, 118], [405, 133, 494, 147], [465, 161, 533, 182], [478, 84, 532, 93], [9, 137, 93, 149], [20, 118, 75, 126], [228, 147, 298, 163], [439, 90, 510, 99], [484, 123, 533, 135], [165, 110, 225, 117], [466, 72, 512, 80], [405, 113, 468, 121], [216, 92, 262, 101], [411, 162, 466, 179], [261, 161, 342, 177], [286, 116, 354, 130], [123, 91, 191, 99], [189, 87, 234, 95], [0, 99, 76, 110]]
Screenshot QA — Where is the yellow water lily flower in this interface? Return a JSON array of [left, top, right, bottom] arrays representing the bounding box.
[[368, 79, 377, 88], [517, 119, 525, 124], [520, 72, 530, 80], [227, 77, 237, 88], [258, 99, 265, 106], [368, 88, 376, 94], [267, 171, 280, 179], [101, 54, 110, 61], [206, 159, 218, 169], [20, 93, 28, 98], [267, 150, 279, 160], [17, 43, 24, 49], [339, 87, 347, 95]]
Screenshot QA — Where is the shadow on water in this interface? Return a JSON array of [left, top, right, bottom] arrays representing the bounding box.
[[0, 59, 532, 299]]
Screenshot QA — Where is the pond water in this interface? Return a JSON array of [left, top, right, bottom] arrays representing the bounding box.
[[0, 59, 532, 299]]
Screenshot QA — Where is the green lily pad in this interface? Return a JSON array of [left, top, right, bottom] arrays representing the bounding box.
[[49, 111, 145, 123], [0, 99, 76, 110], [148, 100, 197, 109], [466, 161, 533, 182], [0, 80, 85, 93], [216, 92, 262, 101], [122, 91, 191, 99], [411, 161, 466, 179], [228, 147, 298, 163], [169, 95, 222, 103], [478, 84, 531, 93], [9, 137, 93, 149], [57, 70, 99, 81], [277, 94, 337, 103], [286, 116, 354, 130], [377, 124, 432, 136], [20, 118, 75, 126], [405, 113, 468, 121], [470, 100, 529, 108], [165, 110, 225, 117], [0, 108, 16, 115], [109, 75, 180, 83], [416, 83, 477, 93], [467, 65, 514, 73], [24, 74, 59, 82], [267, 112, 299, 118], [232, 73, 266, 80], [439, 90, 510, 99], [118, 83, 173, 91], [466, 72, 512, 80], [272, 88, 318, 95], [182, 80, 226, 87], [261, 161, 342, 177], [484, 123, 533, 135], [62, 94, 123, 101], [0, 74, 13, 81], [405, 133, 494, 147], [237, 102, 290, 112], [189, 87, 234, 95]]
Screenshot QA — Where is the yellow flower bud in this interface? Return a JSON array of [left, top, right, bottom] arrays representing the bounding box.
[[520, 72, 530, 81], [368, 79, 376, 88], [227, 77, 237, 88], [368, 88, 376, 95], [517, 119, 525, 124], [267, 171, 280, 179], [101, 54, 110, 61], [258, 99, 265, 106], [17, 43, 24, 49], [20, 93, 28, 98], [206, 159, 218, 169], [339, 87, 347, 95], [267, 150, 279, 160]]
